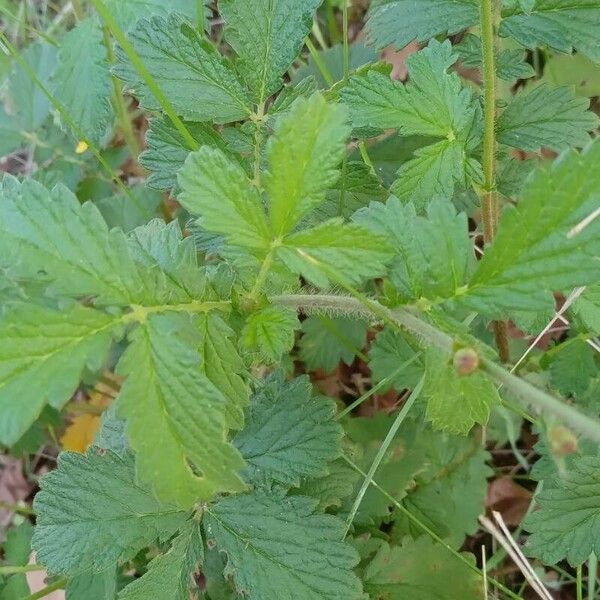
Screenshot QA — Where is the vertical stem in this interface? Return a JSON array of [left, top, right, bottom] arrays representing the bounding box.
[[577, 565, 584, 600], [588, 554, 597, 600], [342, 1, 349, 83], [479, 0, 510, 363], [252, 103, 266, 189], [197, 0, 205, 31], [102, 26, 140, 159]]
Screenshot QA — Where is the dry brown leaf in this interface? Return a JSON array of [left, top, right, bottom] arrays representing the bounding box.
[[487, 477, 532, 526]]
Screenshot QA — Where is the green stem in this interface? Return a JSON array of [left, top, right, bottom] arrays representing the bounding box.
[[252, 103, 266, 188], [271, 293, 600, 443], [344, 375, 424, 537], [479, 0, 510, 363], [588, 554, 597, 600], [248, 248, 276, 303], [342, 1, 349, 83], [0, 500, 35, 516], [197, 0, 206, 31], [578, 565, 584, 600], [0, 565, 45, 576], [305, 37, 334, 86], [24, 578, 68, 600], [102, 26, 140, 159], [90, 0, 198, 151]]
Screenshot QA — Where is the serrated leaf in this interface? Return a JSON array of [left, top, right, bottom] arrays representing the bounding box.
[[299, 315, 368, 373], [355, 197, 475, 302], [572, 284, 600, 333], [500, 0, 600, 63], [0, 177, 143, 305], [178, 147, 271, 250], [265, 93, 350, 235], [393, 427, 491, 547], [220, 0, 321, 102], [197, 312, 249, 430], [368, 328, 424, 392], [119, 520, 203, 600], [116, 313, 245, 508], [456, 33, 535, 80], [366, 0, 479, 50], [550, 338, 597, 396], [115, 14, 252, 123], [204, 490, 363, 599], [32, 449, 187, 575], [424, 348, 500, 435], [363, 537, 483, 599], [525, 455, 600, 565], [460, 140, 600, 316], [497, 85, 598, 152], [0, 303, 118, 445], [104, 0, 204, 30], [278, 219, 393, 287], [140, 117, 227, 191], [51, 19, 113, 146], [342, 41, 476, 138], [241, 306, 299, 363], [234, 374, 342, 486]]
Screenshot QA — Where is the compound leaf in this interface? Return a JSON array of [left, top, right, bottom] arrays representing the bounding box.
[[115, 14, 252, 123], [118, 519, 203, 600], [461, 139, 600, 316], [500, 0, 600, 63], [178, 147, 271, 251], [221, 0, 321, 102], [366, 0, 479, 51], [0, 303, 118, 445], [525, 456, 600, 566], [116, 313, 246, 509], [204, 490, 363, 599], [497, 85, 598, 152], [265, 93, 350, 236], [233, 374, 343, 486], [32, 448, 187, 575], [51, 18, 113, 146]]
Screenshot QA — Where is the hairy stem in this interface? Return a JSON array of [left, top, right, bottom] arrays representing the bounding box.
[[271, 293, 600, 443], [479, 0, 510, 362]]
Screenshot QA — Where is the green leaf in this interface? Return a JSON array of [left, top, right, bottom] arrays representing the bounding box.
[[178, 147, 271, 250], [368, 328, 424, 392], [220, 0, 321, 102], [241, 306, 299, 363], [525, 455, 600, 566], [0, 177, 143, 305], [197, 312, 249, 430], [140, 117, 227, 191], [540, 53, 600, 97], [278, 219, 393, 287], [95, 186, 162, 233], [460, 140, 600, 316], [265, 93, 350, 235], [392, 427, 491, 547], [204, 490, 363, 599], [363, 537, 483, 599], [341, 41, 476, 139], [0, 303, 118, 445], [550, 338, 597, 396], [497, 85, 598, 152], [572, 284, 600, 333], [51, 18, 113, 146], [455, 33, 535, 80], [67, 568, 117, 600], [234, 374, 343, 486], [355, 197, 475, 302], [500, 0, 600, 63], [119, 520, 203, 600], [424, 348, 500, 435], [366, 0, 479, 50], [299, 315, 368, 373], [116, 313, 245, 508], [104, 0, 204, 30], [115, 14, 252, 123], [32, 449, 187, 575]]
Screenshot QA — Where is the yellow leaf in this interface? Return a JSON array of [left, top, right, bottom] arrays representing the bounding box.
[[60, 414, 101, 453]]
